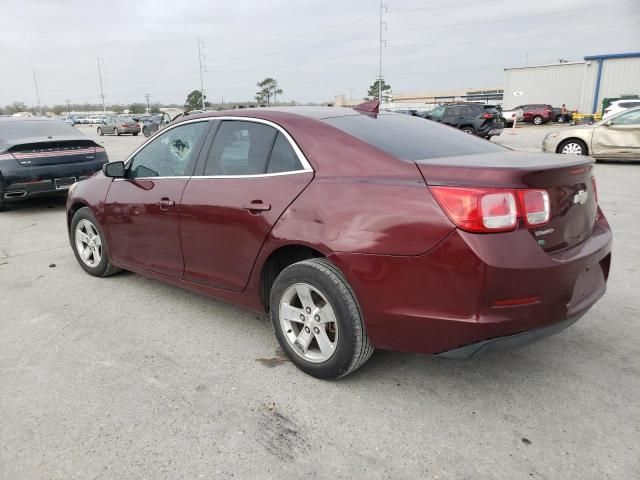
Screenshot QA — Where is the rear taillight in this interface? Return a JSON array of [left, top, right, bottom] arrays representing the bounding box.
[[431, 186, 551, 233], [591, 176, 598, 203], [121, 123, 128, 128], [482, 113, 493, 119], [518, 189, 550, 226]]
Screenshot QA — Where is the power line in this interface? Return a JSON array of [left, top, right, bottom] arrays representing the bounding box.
[[388, 21, 640, 49], [388, 0, 635, 32]]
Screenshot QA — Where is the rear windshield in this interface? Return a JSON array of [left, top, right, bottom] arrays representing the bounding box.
[[323, 113, 505, 161], [0, 120, 81, 142]]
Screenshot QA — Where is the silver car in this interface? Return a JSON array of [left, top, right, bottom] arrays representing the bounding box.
[[542, 107, 640, 160], [97, 115, 141, 136]]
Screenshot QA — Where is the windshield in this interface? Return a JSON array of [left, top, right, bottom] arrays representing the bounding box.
[[323, 113, 506, 161]]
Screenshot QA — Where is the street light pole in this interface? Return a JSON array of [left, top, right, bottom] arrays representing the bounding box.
[[97, 57, 106, 114], [65, 99, 71, 115], [33, 70, 42, 116], [197, 37, 206, 110], [378, 1, 387, 104]]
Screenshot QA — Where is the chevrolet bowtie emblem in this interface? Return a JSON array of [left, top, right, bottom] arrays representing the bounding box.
[[573, 190, 588, 205]]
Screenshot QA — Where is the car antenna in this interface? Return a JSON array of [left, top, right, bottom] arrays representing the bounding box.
[[353, 100, 380, 113]]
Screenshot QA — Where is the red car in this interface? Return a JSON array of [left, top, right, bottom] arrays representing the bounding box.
[[66, 104, 611, 379], [515, 104, 555, 125]]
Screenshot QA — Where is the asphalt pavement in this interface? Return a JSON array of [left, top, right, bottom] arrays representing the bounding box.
[[1, 124, 638, 479]]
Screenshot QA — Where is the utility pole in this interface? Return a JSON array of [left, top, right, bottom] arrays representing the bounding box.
[[65, 99, 71, 115], [97, 57, 106, 113], [197, 37, 206, 110], [379, 1, 387, 104], [33, 70, 42, 116], [144, 93, 151, 113]]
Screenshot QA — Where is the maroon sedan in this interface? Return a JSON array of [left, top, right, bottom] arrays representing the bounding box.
[[65, 104, 611, 378]]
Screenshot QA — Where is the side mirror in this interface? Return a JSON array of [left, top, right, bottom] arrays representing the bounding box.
[[103, 161, 125, 178]]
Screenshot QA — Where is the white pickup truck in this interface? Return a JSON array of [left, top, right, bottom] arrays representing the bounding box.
[[501, 107, 524, 126]]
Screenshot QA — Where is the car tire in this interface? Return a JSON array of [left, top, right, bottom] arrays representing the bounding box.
[[132, 132, 139, 136], [70, 207, 121, 277], [269, 258, 373, 379], [557, 115, 565, 123], [533, 116, 543, 125], [97, 127, 103, 136], [557, 138, 588, 156], [142, 126, 151, 137], [0, 182, 6, 212], [461, 126, 475, 135], [113, 128, 119, 136]]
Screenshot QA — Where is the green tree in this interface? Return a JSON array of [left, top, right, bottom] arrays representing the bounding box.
[[366, 79, 392, 102], [6, 101, 28, 114], [128, 103, 147, 114], [185, 90, 206, 111], [255, 78, 283, 106]]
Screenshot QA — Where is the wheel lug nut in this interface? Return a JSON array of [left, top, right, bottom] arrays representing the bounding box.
[[305, 327, 310, 333], [300, 314, 305, 320], [306, 307, 311, 314], [314, 315, 320, 322], [313, 327, 320, 334]]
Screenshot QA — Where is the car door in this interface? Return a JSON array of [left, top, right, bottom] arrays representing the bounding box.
[[103, 120, 211, 277], [591, 109, 640, 159], [180, 118, 314, 291], [443, 106, 462, 127]]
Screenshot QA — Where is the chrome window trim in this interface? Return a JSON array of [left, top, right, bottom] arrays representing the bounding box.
[[123, 115, 313, 177]]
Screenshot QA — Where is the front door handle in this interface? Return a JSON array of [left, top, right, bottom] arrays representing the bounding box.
[[243, 200, 271, 213], [157, 197, 175, 211]]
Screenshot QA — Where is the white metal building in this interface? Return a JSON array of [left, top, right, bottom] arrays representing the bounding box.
[[503, 52, 640, 113]]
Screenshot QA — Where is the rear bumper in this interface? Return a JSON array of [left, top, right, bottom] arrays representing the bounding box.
[[1, 155, 108, 201], [329, 214, 612, 355]]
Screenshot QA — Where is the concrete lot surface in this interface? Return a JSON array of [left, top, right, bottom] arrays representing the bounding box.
[[1, 125, 639, 479]]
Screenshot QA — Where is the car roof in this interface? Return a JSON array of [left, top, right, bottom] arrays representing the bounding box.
[[183, 106, 373, 122]]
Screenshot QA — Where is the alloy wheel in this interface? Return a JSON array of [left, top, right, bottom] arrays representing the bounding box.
[[74, 219, 102, 267], [279, 282, 339, 363]]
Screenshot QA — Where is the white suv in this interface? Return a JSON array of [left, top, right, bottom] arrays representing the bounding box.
[[603, 99, 640, 119]]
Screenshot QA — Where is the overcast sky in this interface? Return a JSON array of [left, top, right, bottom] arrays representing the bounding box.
[[0, 0, 638, 107]]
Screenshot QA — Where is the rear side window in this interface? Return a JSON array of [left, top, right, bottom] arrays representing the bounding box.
[[323, 113, 505, 161], [0, 120, 80, 142], [204, 121, 277, 176], [266, 133, 303, 173]]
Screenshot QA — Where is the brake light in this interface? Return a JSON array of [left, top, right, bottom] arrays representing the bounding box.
[[482, 113, 492, 119], [431, 186, 551, 233], [121, 123, 128, 128]]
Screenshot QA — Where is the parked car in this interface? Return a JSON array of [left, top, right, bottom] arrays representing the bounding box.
[[603, 99, 640, 119], [501, 106, 524, 127], [422, 103, 504, 139], [171, 110, 205, 122], [507, 104, 554, 125], [97, 116, 140, 136], [542, 106, 640, 160], [552, 107, 573, 124], [141, 112, 172, 137], [0, 117, 108, 211], [66, 106, 610, 378]]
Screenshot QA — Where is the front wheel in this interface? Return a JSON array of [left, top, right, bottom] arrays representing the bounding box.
[[132, 132, 139, 136], [533, 115, 543, 125], [558, 139, 588, 155], [70, 207, 121, 277], [97, 127, 103, 136], [113, 128, 119, 136], [142, 126, 151, 137], [269, 258, 373, 379]]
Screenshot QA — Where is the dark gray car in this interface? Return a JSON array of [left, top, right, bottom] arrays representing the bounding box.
[[97, 116, 140, 136]]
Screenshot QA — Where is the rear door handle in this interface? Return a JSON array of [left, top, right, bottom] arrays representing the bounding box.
[[157, 197, 175, 211], [243, 200, 271, 213]]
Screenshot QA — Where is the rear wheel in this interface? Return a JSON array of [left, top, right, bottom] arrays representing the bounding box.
[[558, 138, 588, 155], [533, 115, 543, 125], [461, 126, 475, 135], [269, 258, 373, 379], [70, 207, 121, 277], [132, 132, 139, 136], [142, 126, 151, 137], [557, 115, 565, 123], [97, 127, 103, 136], [0, 185, 5, 212], [113, 128, 119, 136]]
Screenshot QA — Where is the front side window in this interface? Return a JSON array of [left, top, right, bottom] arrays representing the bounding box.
[[128, 121, 209, 178], [204, 121, 277, 176], [428, 106, 445, 119]]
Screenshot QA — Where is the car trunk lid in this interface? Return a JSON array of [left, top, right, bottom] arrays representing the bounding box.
[[7, 139, 103, 166], [416, 151, 598, 252]]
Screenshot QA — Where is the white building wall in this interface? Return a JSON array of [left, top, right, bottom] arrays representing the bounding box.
[[503, 63, 586, 110], [593, 57, 640, 112]]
